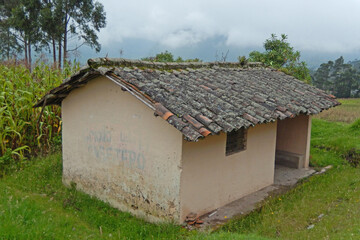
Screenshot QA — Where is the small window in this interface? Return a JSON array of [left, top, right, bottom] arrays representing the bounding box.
[[226, 128, 247, 156]]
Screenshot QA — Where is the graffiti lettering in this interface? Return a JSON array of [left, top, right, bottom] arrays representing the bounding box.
[[86, 128, 112, 143], [86, 128, 146, 170]]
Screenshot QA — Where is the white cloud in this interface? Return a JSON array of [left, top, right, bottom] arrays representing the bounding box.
[[98, 0, 360, 54]]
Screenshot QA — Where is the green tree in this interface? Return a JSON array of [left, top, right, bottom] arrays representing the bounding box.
[[247, 34, 311, 83], [40, 0, 106, 68], [142, 50, 174, 62], [312, 61, 333, 91], [0, 0, 106, 68], [0, 0, 22, 60], [39, 0, 62, 66], [60, 0, 106, 67], [333, 65, 356, 98], [142, 50, 201, 62], [313, 56, 360, 98], [9, 0, 43, 67], [331, 57, 359, 98]]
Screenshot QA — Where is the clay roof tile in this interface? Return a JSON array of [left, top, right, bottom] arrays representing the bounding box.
[[34, 57, 341, 142]]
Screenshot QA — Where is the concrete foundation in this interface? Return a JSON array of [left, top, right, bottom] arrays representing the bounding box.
[[198, 165, 317, 229]]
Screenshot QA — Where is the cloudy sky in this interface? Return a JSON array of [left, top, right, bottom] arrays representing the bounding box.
[[78, 0, 360, 67]]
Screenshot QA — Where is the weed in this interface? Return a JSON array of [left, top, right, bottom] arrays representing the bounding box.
[[343, 148, 360, 167], [350, 118, 360, 131]]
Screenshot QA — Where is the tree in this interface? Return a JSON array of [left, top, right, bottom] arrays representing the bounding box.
[[247, 34, 311, 83], [0, 0, 22, 60], [39, 0, 63, 65], [143, 50, 175, 62], [333, 65, 356, 98], [142, 50, 201, 62], [330, 57, 359, 98], [39, 0, 106, 68], [313, 56, 360, 98], [0, 0, 106, 68], [312, 61, 333, 91], [148, 50, 174, 62], [10, 0, 43, 68], [57, 0, 106, 67], [0, 0, 43, 66]]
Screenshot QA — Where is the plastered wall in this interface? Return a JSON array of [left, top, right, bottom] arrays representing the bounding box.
[[276, 115, 312, 167], [180, 122, 277, 221], [62, 76, 183, 222]]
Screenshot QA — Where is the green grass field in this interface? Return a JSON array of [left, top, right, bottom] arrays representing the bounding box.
[[0, 99, 359, 239]]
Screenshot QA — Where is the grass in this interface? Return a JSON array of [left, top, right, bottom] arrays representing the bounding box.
[[310, 119, 360, 166], [221, 165, 360, 239], [0, 153, 188, 239], [219, 99, 360, 239], [0, 98, 359, 239], [0, 153, 267, 240], [314, 98, 360, 123], [310, 99, 360, 168]]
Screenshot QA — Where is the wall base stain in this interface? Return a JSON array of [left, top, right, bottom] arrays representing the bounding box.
[[63, 169, 181, 222]]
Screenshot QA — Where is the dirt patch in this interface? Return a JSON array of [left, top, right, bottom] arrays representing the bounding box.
[[343, 148, 360, 167], [313, 145, 332, 151]]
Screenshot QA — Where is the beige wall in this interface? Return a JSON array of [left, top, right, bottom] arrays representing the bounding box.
[[276, 115, 312, 167], [61, 76, 312, 223], [62, 76, 183, 222], [180, 122, 277, 221]]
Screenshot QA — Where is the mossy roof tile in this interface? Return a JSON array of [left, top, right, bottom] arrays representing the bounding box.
[[34, 58, 341, 141]]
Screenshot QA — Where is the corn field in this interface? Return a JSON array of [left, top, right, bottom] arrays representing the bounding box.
[[0, 61, 78, 177]]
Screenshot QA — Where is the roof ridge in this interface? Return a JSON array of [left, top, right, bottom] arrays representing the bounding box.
[[87, 57, 264, 70]]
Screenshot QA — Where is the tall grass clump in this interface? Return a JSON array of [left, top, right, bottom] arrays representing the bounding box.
[[0, 61, 78, 177], [350, 118, 360, 131]]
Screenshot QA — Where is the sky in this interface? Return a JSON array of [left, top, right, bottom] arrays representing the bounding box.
[[75, 0, 360, 68]]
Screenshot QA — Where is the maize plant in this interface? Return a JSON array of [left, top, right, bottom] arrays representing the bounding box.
[[0, 61, 79, 177]]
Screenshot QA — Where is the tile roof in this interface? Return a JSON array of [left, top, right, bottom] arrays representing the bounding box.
[[34, 58, 340, 141]]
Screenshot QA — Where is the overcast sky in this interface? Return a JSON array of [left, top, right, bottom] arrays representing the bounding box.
[[77, 0, 360, 67]]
